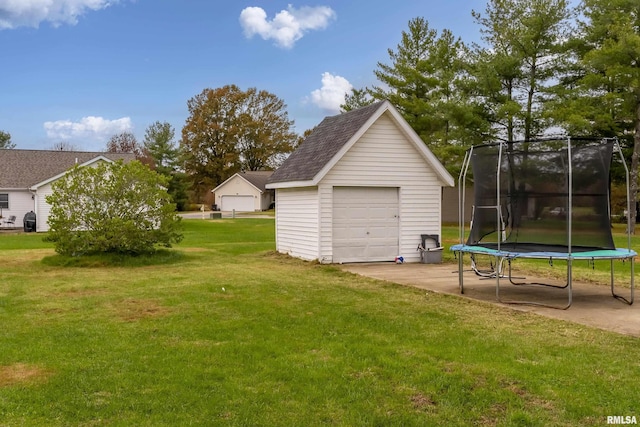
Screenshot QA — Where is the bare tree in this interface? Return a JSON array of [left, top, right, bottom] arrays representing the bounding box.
[[105, 132, 143, 158], [50, 141, 79, 151]]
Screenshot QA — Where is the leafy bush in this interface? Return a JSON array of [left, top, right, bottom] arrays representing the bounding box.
[[46, 160, 183, 256]]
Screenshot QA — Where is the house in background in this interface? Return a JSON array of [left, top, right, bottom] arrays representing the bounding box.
[[0, 149, 135, 232], [212, 171, 274, 212], [266, 100, 455, 264]]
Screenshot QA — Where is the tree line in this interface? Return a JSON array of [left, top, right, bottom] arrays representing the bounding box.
[[0, 85, 299, 211], [2, 0, 638, 226], [342, 0, 640, 231]]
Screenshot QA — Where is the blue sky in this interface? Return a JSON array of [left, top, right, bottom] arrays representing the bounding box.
[[0, 0, 489, 151]]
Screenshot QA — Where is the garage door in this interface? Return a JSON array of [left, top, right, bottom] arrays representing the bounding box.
[[332, 187, 399, 263], [221, 195, 255, 212]]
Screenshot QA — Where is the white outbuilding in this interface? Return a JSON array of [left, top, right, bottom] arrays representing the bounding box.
[[266, 100, 455, 264], [212, 171, 274, 212]]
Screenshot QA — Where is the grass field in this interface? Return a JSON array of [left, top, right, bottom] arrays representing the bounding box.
[[0, 219, 638, 426]]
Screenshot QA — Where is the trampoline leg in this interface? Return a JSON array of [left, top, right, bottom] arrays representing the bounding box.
[[633, 259, 635, 304], [566, 259, 573, 309], [507, 259, 569, 288], [458, 251, 465, 294], [633, 259, 636, 304], [610, 258, 634, 305], [496, 256, 572, 310], [495, 256, 503, 302]]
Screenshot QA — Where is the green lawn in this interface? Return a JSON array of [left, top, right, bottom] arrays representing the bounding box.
[[0, 220, 638, 426]]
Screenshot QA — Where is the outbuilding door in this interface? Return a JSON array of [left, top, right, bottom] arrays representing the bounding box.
[[332, 187, 399, 263], [220, 195, 254, 212]]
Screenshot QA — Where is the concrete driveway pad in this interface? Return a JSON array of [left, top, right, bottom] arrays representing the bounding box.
[[341, 262, 640, 337]]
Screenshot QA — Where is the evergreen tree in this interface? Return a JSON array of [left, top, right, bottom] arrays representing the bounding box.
[[554, 0, 640, 231], [0, 130, 15, 149], [340, 88, 374, 112], [142, 121, 188, 211], [143, 121, 179, 173], [472, 0, 572, 141], [370, 17, 485, 175]]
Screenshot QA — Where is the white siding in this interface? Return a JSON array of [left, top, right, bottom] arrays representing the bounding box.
[[0, 190, 35, 229], [214, 176, 261, 211], [260, 190, 274, 211], [274, 187, 319, 261], [35, 182, 55, 232], [319, 112, 443, 263], [34, 160, 107, 232]]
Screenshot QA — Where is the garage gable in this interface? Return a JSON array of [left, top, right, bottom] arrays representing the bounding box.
[[267, 101, 454, 189]]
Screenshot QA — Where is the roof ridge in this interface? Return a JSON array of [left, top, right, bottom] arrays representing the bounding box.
[[0, 150, 136, 188]]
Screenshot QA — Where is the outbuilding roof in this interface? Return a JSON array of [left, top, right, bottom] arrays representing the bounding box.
[[237, 171, 273, 192], [266, 100, 454, 188], [0, 149, 136, 189], [212, 170, 274, 193], [267, 101, 385, 184]]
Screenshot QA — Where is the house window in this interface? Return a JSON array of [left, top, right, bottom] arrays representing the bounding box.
[[0, 194, 8, 210]]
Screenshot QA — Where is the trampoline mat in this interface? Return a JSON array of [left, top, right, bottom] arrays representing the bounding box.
[[451, 243, 637, 260]]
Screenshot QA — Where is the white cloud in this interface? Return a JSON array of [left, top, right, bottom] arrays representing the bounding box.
[[309, 72, 353, 113], [239, 5, 336, 49], [44, 116, 133, 144], [0, 0, 117, 29]]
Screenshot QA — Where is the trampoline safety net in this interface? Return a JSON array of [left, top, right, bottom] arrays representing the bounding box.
[[467, 138, 615, 253]]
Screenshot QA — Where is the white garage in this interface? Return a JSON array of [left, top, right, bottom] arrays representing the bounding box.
[[212, 171, 274, 212], [266, 101, 454, 264]]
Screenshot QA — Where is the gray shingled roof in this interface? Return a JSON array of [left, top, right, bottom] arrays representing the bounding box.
[[0, 149, 136, 189], [267, 101, 385, 184], [238, 171, 273, 192]]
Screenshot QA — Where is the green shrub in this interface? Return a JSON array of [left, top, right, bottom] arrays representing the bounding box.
[[45, 160, 183, 256]]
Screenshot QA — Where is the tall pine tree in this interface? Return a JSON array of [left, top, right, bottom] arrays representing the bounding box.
[[471, 0, 572, 141], [555, 0, 640, 231], [370, 17, 485, 175]]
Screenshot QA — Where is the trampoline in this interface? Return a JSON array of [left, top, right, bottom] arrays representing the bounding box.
[[451, 137, 636, 309]]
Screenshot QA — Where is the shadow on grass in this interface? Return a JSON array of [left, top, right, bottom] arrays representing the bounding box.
[[41, 249, 188, 268]]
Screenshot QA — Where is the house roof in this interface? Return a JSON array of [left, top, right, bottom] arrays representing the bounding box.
[[266, 100, 454, 188], [237, 171, 273, 192], [0, 149, 136, 189], [212, 170, 273, 194]]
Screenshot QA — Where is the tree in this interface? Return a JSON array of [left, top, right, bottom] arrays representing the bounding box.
[[181, 85, 297, 198], [370, 17, 486, 175], [50, 141, 79, 151], [236, 87, 298, 171], [45, 160, 183, 256], [143, 121, 179, 172], [555, 0, 640, 231], [471, 0, 572, 141], [106, 132, 143, 158], [370, 17, 440, 137], [142, 121, 188, 211], [340, 88, 375, 112], [0, 130, 15, 149]]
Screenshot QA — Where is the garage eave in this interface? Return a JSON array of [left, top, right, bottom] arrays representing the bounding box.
[[266, 180, 317, 190]]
